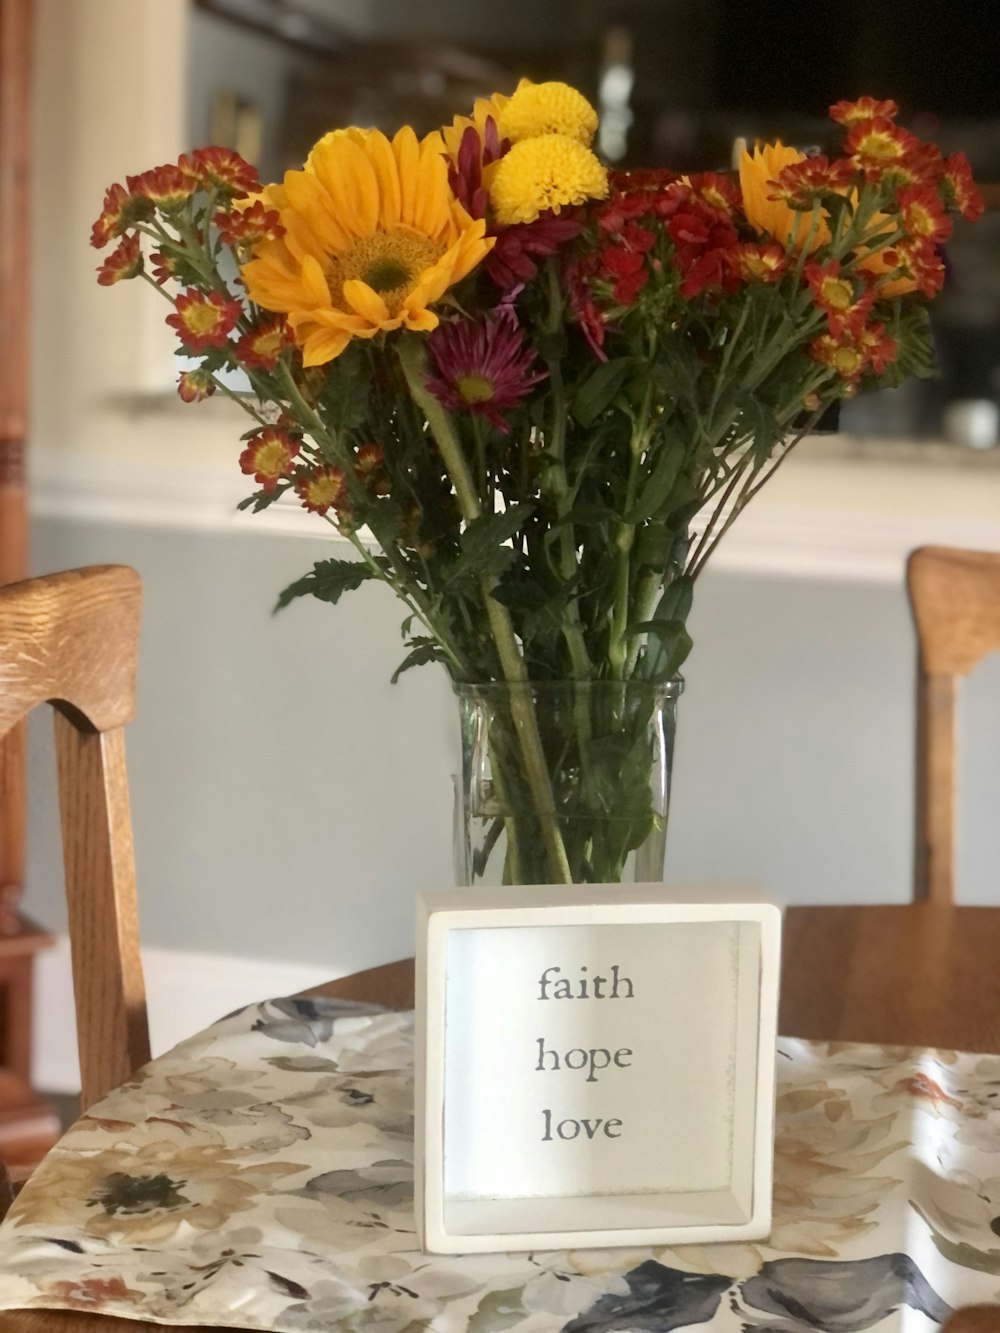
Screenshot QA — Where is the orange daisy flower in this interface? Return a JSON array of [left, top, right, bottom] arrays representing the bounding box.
[[296, 465, 347, 515], [829, 96, 899, 127], [167, 290, 242, 352], [239, 428, 300, 491], [235, 317, 292, 371], [733, 241, 787, 283], [804, 260, 874, 335], [96, 233, 142, 286], [90, 181, 152, 249]]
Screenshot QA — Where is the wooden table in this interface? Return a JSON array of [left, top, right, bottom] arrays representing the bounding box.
[[3, 902, 1000, 1333], [779, 904, 1000, 1053]]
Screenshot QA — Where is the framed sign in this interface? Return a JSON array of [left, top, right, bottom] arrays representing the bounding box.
[[415, 885, 781, 1254]]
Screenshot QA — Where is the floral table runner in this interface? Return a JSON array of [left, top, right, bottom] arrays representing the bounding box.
[[0, 998, 997, 1330]]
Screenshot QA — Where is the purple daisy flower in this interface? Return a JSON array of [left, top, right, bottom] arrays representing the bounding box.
[[425, 309, 547, 433]]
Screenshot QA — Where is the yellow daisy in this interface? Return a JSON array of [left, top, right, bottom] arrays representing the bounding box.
[[498, 79, 599, 147], [241, 127, 493, 366], [489, 133, 608, 226], [739, 142, 830, 252]]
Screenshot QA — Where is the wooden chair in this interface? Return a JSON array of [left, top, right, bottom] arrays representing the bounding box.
[[0, 566, 149, 1116], [908, 545, 1000, 906]]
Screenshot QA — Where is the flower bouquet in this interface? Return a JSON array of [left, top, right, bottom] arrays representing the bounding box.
[[93, 83, 982, 886]]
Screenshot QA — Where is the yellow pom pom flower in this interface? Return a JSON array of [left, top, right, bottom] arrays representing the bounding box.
[[489, 134, 608, 226], [498, 79, 598, 147], [241, 126, 493, 366]]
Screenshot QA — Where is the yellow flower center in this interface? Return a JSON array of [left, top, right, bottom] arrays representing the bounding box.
[[456, 374, 495, 405], [252, 328, 284, 359], [305, 475, 343, 507], [855, 130, 902, 162], [326, 230, 446, 316], [833, 346, 863, 376], [183, 304, 222, 335], [254, 440, 291, 475], [820, 277, 854, 310]]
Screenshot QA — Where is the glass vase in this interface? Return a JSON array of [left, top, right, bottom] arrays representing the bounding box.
[[453, 679, 683, 887]]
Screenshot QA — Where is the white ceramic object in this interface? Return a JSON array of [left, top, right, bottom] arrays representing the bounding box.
[[415, 884, 781, 1254]]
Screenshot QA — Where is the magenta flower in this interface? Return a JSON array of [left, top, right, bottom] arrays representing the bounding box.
[[485, 210, 583, 293], [425, 310, 547, 432]]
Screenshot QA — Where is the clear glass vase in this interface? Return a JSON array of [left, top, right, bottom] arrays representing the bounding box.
[[453, 679, 683, 886]]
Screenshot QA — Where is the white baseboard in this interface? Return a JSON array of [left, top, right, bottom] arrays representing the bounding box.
[[33, 937, 334, 1094]]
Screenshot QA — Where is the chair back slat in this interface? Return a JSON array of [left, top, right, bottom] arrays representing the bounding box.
[[55, 717, 150, 1108], [0, 566, 149, 1109], [907, 546, 1000, 906], [0, 566, 141, 737], [908, 546, 1000, 678]]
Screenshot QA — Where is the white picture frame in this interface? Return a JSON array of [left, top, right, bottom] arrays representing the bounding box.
[[415, 884, 781, 1254]]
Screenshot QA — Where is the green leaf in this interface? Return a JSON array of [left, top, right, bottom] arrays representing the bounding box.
[[457, 504, 532, 579], [572, 358, 639, 428], [390, 639, 446, 683], [273, 558, 375, 613], [625, 442, 684, 523], [655, 574, 694, 623], [628, 618, 693, 680]]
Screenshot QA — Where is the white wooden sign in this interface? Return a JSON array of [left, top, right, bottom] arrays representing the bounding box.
[[415, 884, 781, 1254]]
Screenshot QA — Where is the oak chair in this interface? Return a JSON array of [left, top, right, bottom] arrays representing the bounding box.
[[908, 545, 1000, 906], [0, 566, 149, 1115]]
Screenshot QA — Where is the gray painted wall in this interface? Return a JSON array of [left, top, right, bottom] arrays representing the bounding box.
[[25, 516, 1000, 977]]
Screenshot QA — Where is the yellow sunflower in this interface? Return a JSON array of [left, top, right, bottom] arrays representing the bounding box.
[[739, 142, 830, 252], [241, 127, 493, 366]]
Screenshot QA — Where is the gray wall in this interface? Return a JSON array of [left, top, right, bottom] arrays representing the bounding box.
[[25, 516, 1000, 977]]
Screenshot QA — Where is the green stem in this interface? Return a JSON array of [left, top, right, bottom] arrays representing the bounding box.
[[398, 335, 572, 884]]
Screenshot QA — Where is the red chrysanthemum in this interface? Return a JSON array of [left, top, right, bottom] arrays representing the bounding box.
[[355, 443, 384, 477], [829, 96, 899, 126], [856, 321, 898, 375], [894, 237, 946, 297], [845, 118, 922, 181], [769, 155, 857, 207], [234, 317, 292, 371], [896, 185, 952, 246], [425, 310, 547, 432], [354, 442, 390, 495], [180, 146, 260, 197], [804, 260, 874, 335], [600, 243, 648, 306], [177, 368, 216, 403], [940, 152, 985, 222], [239, 428, 300, 492], [295, 465, 346, 515], [666, 197, 740, 299], [166, 290, 242, 352], [150, 250, 180, 286], [96, 233, 143, 286], [127, 163, 193, 212], [808, 332, 866, 386], [733, 241, 787, 283], [90, 181, 152, 249], [214, 200, 285, 248], [688, 171, 741, 217]]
